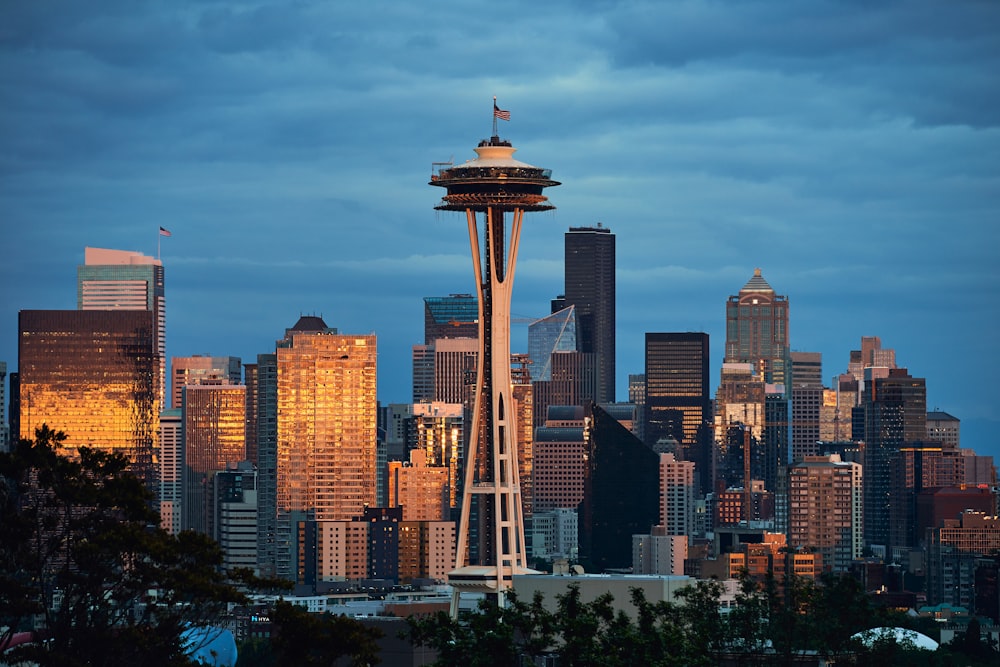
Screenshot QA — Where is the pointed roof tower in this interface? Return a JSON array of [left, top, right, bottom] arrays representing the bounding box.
[[740, 268, 774, 294]]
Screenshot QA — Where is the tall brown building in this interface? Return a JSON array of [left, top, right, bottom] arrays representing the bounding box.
[[789, 455, 863, 572], [18, 309, 159, 489], [724, 268, 790, 385]]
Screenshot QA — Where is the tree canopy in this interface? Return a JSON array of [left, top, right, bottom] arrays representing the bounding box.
[[0, 425, 245, 666]]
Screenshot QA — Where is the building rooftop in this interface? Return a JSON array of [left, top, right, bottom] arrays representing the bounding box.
[[740, 268, 774, 294], [289, 315, 329, 332]]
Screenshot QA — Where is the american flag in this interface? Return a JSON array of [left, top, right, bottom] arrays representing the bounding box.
[[159, 226, 172, 237], [493, 102, 511, 121]]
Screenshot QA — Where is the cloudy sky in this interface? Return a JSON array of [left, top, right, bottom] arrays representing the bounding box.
[[2, 1, 998, 458]]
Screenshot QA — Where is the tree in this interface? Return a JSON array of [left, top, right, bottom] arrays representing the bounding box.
[[407, 581, 730, 667], [267, 601, 382, 666], [0, 425, 246, 666]]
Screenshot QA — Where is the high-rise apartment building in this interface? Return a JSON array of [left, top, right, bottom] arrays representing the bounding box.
[[788, 455, 863, 572], [564, 225, 615, 404], [158, 408, 183, 534], [633, 527, 688, 576], [399, 521, 457, 584], [171, 355, 242, 411], [658, 452, 696, 537], [77, 247, 166, 408], [18, 310, 159, 489], [724, 269, 790, 385], [388, 448, 450, 521], [274, 316, 377, 580], [644, 333, 712, 490], [182, 383, 247, 535]]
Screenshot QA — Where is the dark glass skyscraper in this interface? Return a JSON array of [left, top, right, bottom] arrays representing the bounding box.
[[579, 403, 660, 572], [858, 368, 927, 550], [644, 333, 713, 491], [564, 225, 615, 404]]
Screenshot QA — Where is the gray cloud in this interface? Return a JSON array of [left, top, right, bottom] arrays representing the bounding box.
[[2, 0, 998, 455]]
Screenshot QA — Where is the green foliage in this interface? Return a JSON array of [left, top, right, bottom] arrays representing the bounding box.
[[0, 425, 247, 666], [406, 572, 960, 666], [268, 601, 383, 666]]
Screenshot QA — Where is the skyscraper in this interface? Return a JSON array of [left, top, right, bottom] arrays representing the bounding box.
[[579, 403, 660, 572], [18, 310, 159, 489], [388, 448, 450, 521], [171, 355, 242, 411], [77, 247, 166, 407], [182, 383, 246, 535], [158, 408, 183, 534], [724, 268, 790, 385], [564, 225, 615, 403], [430, 127, 557, 612], [527, 306, 578, 383], [253, 352, 278, 577], [788, 455, 863, 573], [858, 367, 927, 551], [644, 333, 712, 491], [274, 316, 377, 580], [424, 294, 478, 344]]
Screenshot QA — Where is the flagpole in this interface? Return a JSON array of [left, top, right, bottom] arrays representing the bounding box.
[[157, 228, 161, 260], [492, 96, 498, 137]]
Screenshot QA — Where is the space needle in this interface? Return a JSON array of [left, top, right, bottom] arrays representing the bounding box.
[[430, 100, 559, 615]]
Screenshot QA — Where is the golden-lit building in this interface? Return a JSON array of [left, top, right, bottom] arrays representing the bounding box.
[[412, 402, 463, 510], [389, 449, 449, 521], [274, 317, 377, 579], [77, 247, 166, 409], [18, 309, 159, 489], [183, 383, 247, 535]]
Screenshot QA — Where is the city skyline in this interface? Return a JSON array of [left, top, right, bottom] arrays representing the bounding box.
[[2, 2, 998, 460]]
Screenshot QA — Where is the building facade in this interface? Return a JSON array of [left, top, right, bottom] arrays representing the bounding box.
[[274, 316, 377, 580], [78, 247, 166, 408], [644, 333, 712, 491], [724, 268, 790, 385], [18, 309, 159, 490], [788, 455, 863, 572], [183, 383, 247, 535], [171, 355, 242, 411]]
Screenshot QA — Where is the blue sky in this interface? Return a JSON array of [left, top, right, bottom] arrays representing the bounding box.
[[2, 1, 998, 459]]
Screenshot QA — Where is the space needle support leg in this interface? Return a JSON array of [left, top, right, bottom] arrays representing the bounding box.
[[451, 207, 486, 619]]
